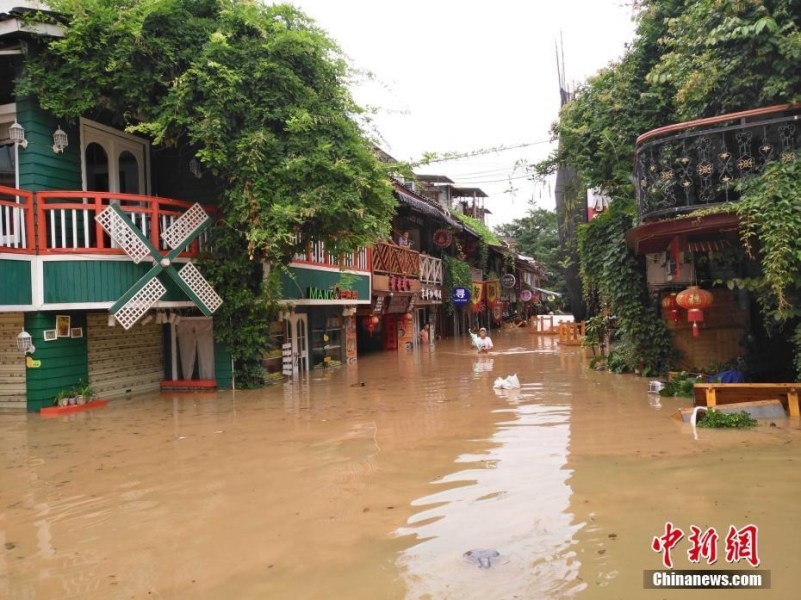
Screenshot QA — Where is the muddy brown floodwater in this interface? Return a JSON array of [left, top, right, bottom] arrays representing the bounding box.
[[2, 331, 800, 599]]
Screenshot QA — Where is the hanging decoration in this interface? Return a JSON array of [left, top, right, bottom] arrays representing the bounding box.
[[675, 286, 713, 337], [432, 229, 453, 249], [492, 304, 503, 323], [471, 281, 484, 312], [485, 280, 499, 307], [661, 292, 681, 324], [363, 315, 380, 335]]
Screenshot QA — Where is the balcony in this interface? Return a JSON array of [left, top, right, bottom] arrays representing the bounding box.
[[0, 186, 213, 257], [372, 241, 420, 278], [635, 104, 801, 222], [290, 237, 371, 273], [420, 254, 443, 285]]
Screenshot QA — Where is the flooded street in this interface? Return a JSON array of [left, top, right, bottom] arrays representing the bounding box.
[[2, 330, 801, 599]]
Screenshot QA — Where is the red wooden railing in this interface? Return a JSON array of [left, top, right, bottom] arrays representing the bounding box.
[[35, 191, 213, 257], [372, 242, 420, 278], [290, 235, 372, 272], [0, 185, 35, 254]]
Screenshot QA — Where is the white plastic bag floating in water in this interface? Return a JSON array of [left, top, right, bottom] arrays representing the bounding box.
[[493, 374, 521, 389]]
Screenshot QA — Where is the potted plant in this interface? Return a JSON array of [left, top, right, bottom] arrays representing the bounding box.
[[54, 390, 69, 407], [74, 380, 93, 405]]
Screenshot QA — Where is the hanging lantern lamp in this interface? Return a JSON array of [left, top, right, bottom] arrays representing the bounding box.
[[16, 329, 35, 354], [52, 125, 68, 154], [661, 292, 681, 324], [675, 286, 713, 338]]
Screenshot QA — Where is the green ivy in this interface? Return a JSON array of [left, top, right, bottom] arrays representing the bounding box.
[[734, 158, 801, 377], [443, 254, 472, 315], [578, 203, 672, 374], [201, 227, 275, 387], [452, 211, 501, 246]]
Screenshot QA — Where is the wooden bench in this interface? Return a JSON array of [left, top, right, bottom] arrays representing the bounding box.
[[693, 383, 800, 417]]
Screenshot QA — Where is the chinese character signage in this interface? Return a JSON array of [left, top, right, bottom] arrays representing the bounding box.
[[485, 280, 499, 306], [652, 522, 760, 568], [451, 287, 470, 306]]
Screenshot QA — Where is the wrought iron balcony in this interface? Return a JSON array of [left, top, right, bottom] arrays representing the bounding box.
[[635, 104, 800, 222]]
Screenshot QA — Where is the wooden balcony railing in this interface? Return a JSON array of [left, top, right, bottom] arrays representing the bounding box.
[[420, 254, 443, 285], [291, 235, 371, 272], [36, 191, 212, 256], [372, 241, 420, 278], [0, 185, 34, 253], [635, 103, 801, 222], [0, 187, 214, 257]]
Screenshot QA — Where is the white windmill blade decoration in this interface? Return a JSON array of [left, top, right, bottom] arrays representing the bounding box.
[[114, 277, 167, 330], [161, 203, 210, 250], [177, 263, 223, 313], [96, 205, 152, 264]]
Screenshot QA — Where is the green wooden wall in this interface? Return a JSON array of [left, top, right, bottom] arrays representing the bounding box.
[[0, 259, 32, 305], [214, 341, 232, 389], [16, 99, 82, 192], [25, 311, 88, 412], [43, 261, 189, 304]]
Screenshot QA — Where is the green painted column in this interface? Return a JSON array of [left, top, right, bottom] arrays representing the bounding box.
[[24, 312, 88, 412]]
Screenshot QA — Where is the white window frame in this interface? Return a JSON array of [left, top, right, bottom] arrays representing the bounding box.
[[80, 117, 151, 195]]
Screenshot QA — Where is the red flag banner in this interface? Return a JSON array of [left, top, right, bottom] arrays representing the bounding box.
[[485, 280, 499, 307]]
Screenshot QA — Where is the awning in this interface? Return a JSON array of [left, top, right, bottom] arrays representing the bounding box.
[[533, 287, 562, 298], [394, 189, 463, 229], [687, 240, 731, 253]]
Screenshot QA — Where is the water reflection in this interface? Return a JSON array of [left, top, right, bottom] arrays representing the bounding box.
[[396, 396, 585, 599]]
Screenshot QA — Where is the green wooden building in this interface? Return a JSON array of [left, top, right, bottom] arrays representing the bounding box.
[[1, 7, 232, 411]]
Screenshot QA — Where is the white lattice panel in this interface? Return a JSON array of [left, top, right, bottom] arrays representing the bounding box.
[[161, 203, 209, 249], [178, 262, 222, 313], [113, 278, 167, 330], [96, 206, 151, 264]]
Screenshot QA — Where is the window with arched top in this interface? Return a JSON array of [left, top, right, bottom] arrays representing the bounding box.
[[85, 142, 109, 192], [118, 150, 140, 194], [81, 119, 149, 195]]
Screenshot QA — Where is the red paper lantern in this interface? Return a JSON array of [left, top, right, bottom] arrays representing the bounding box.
[[364, 315, 380, 335], [675, 286, 713, 338], [661, 292, 681, 324]]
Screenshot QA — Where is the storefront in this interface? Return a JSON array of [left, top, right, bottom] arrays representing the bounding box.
[[278, 259, 371, 376]]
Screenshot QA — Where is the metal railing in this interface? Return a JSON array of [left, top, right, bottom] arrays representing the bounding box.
[[635, 104, 801, 221], [372, 241, 420, 278], [0, 185, 34, 253]]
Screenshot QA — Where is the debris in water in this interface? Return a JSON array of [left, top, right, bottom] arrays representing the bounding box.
[[463, 548, 500, 568]]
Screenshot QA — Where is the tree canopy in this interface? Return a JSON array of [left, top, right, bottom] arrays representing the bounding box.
[[19, 0, 396, 264], [494, 206, 566, 297], [539, 0, 801, 374]]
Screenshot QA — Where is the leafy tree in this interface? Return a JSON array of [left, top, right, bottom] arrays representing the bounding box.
[[17, 0, 396, 385], [495, 206, 567, 296], [534, 0, 801, 375]]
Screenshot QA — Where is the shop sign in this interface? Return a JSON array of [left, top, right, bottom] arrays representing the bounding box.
[[373, 296, 386, 314], [282, 343, 293, 376], [307, 286, 358, 300], [451, 287, 470, 306], [520, 289, 533, 302], [501, 274, 516, 288]]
